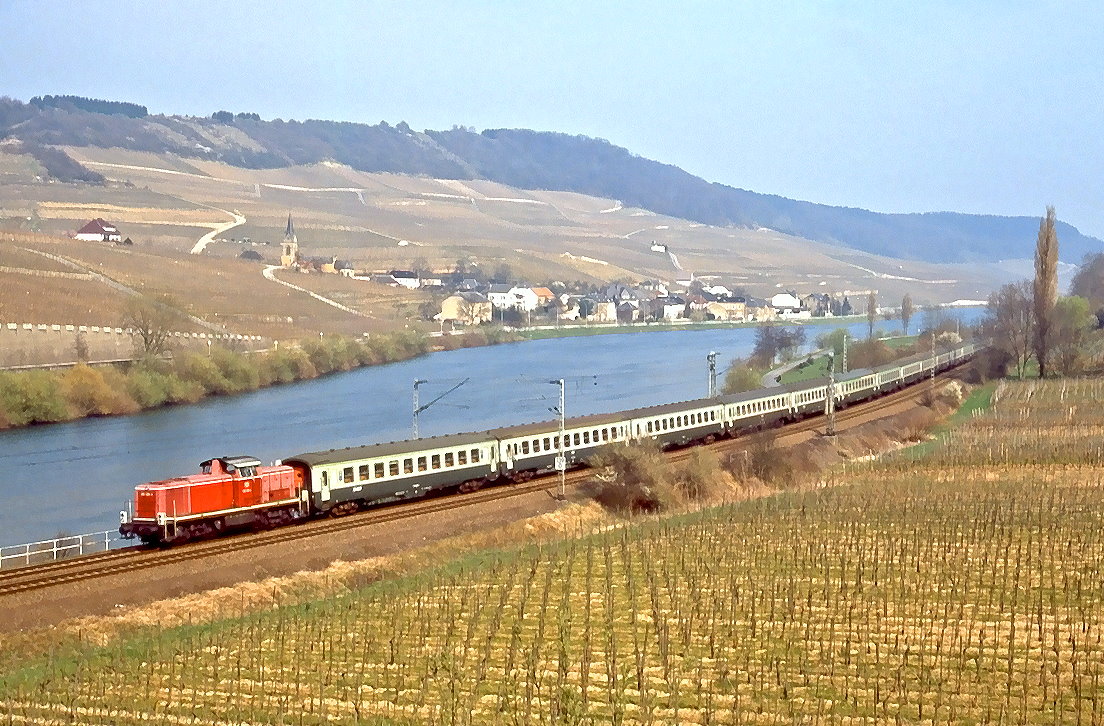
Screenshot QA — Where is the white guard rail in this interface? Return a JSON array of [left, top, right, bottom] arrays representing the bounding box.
[[0, 530, 120, 570]]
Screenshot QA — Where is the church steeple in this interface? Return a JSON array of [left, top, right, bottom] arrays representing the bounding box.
[[284, 213, 296, 242], [280, 212, 299, 268]]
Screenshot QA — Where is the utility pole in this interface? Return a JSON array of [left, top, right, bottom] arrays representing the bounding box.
[[550, 378, 566, 499], [412, 379, 427, 439], [707, 351, 718, 398], [412, 377, 469, 439], [841, 333, 848, 374], [825, 353, 837, 437]]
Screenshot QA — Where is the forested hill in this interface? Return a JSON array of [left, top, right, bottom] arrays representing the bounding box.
[[1, 96, 1098, 264]]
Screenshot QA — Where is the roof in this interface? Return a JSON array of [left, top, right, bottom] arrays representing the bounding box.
[[284, 213, 296, 241], [77, 218, 118, 235], [457, 291, 489, 303], [530, 287, 555, 298], [487, 283, 513, 294], [389, 269, 417, 278], [286, 431, 493, 467]]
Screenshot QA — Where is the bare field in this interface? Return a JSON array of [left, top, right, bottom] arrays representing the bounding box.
[[0, 234, 416, 339]]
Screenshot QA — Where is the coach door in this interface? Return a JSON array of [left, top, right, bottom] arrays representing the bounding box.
[[319, 470, 331, 502]]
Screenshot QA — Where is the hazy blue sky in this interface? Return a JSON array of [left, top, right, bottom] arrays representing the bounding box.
[[2, 1, 1101, 238]]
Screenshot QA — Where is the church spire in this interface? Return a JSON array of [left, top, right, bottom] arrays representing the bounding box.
[[284, 212, 296, 242]]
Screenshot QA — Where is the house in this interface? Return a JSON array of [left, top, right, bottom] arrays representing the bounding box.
[[770, 292, 804, 312], [75, 218, 121, 242], [656, 296, 686, 321], [486, 284, 516, 309], [510, 287, 540, 312], [420, 277, 444, 288], [745, 298, 777, 322], [703, 284, 732, 298], [437, 292, 493, 326], [616, 302, 639, 324], [650, 241, 668, 253], [705, 296, 747, 322], [591, 301, 618, 323], [387, 270, 421, 289], [530, 287, 557, 306], [802, 293, 832, 317]]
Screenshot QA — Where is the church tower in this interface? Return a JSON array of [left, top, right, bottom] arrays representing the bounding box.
[[280, 213, 299, 268]]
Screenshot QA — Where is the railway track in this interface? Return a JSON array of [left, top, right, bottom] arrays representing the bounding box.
[[0, 370, 962, 598]]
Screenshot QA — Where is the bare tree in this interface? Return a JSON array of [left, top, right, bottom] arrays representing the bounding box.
[[866, 291, 877, 339], [900, 293, 914, 335], [983, 281, 1034, 379], [123, 294, 182, 358], [1033, 206, 1059, 377]]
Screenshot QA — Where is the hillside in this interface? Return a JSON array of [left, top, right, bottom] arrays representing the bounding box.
[[1, 95, 1096, 264]]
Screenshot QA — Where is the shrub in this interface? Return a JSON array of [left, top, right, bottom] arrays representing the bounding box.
[[125, 365, 202, 407], [210, 347, 261, 393], [0, 370, 71, 425], [726, 431, 796, 487], [722, 357, 763, 393], [60, 364, 137, 416], [590, 443, 677, 513], [174, 352, 233, 395], [674, 448, 730, 501]]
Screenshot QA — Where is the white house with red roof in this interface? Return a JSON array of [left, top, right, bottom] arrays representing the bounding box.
[[74, 218, 121, 242]]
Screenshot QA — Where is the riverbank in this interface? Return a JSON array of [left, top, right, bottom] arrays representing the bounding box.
[[0, 327, 519, 430]]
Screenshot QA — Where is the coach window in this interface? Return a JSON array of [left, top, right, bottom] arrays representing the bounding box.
[[533, 439, 541, 453], [602, 428, 609, 442], [471, 448, 480, 463], [404, 459, 414, 475], [458, 450, 467, 465], [432, 454, 441, 470], [544, 437, 551, 450], [418, 456, 427, 472], [359, 464, 369, 481], [388, 460, 399, 477], [375, 462, 384, 478], [521, 441, 530, 455], [445, 452, 454, 467], [583, 431, 590, 444], [647, 421, 653, 433], [342, 467, 353, 483], [573, 432, 581, 446]]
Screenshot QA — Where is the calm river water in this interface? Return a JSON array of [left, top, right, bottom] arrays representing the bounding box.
[[0, 312, 982, 547]]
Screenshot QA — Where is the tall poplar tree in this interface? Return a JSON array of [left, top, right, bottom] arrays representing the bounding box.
[[900, 293, 914, 335], [1033, 206, 1059, 377]]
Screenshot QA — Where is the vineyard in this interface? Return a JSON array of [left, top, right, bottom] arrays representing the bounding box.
[[3, 378, 1104, 724]]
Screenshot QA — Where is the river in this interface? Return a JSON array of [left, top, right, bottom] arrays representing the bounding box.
[[0, 311, 983, 547]]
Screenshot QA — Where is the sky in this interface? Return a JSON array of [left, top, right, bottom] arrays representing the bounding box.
[[1, 0, 1102, 237]]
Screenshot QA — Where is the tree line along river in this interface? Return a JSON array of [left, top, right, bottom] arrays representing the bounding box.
[[0, 311, 983, 548]]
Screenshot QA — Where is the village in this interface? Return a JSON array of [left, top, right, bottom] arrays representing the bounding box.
[[69, 213, 875, 332]]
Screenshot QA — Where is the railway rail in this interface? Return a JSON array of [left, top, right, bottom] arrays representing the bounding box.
[[0, 368, 965, 599]]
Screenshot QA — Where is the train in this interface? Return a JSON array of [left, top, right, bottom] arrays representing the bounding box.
[[119, 341, 981, 545]]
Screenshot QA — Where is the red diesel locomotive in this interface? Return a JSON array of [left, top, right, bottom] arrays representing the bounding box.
[[119, 456, 308, 544]]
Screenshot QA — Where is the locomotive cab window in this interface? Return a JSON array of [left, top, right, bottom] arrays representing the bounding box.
[[239, 465, 257, 477]]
